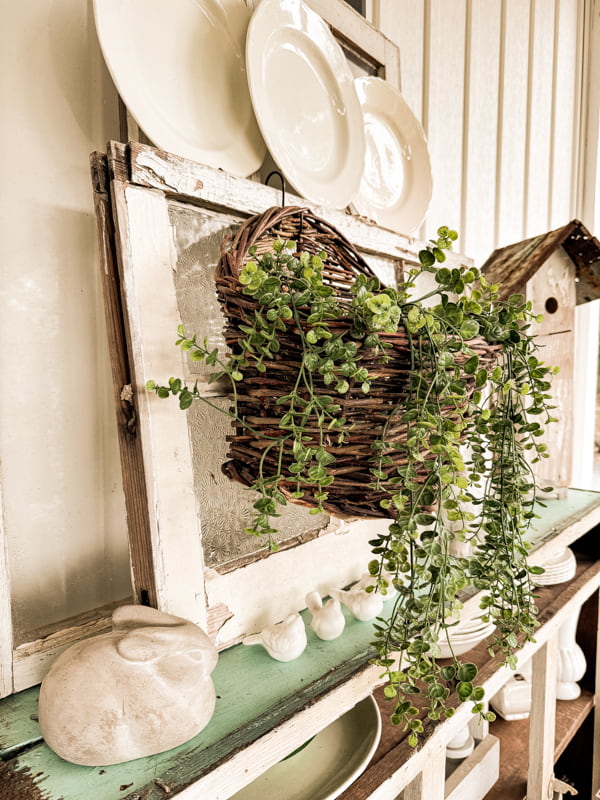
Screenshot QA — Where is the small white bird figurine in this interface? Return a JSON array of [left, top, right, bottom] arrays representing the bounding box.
[[242, 613, 307, 662], [305, 591, 346, 640], [329, 586, 384, 621]]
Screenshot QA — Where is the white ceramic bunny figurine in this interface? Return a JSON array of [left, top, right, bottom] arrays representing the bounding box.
[[242, 613, 307, 661], [329, 586, 384, 621], [305, 591, 346, 640], [38, 605, 218, 766]]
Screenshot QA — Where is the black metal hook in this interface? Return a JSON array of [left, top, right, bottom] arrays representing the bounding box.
[[265, 170, 286, 207]]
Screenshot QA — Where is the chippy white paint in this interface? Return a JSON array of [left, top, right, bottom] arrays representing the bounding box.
[[114, 184, 207, 629], [205, 518, 387, 648]]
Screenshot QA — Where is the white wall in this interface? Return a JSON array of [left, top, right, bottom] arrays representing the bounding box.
[[573, 0, 600, 489], [0, 0, 131, 635], [376, 0, 585, 260]]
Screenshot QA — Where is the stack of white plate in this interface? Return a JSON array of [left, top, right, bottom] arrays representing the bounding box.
[[435, 613, 496, 659], [531, 547, 576, 586]]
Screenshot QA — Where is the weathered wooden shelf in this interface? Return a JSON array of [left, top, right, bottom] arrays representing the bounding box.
[[336, 556, 600, 800], [0, 489, 599, 800], [482, 690, 594, 800]]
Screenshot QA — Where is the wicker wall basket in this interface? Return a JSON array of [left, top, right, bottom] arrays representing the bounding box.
[[214, 205, 496, 520]]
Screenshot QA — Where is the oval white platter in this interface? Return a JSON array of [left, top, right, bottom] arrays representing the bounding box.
[[93, 0, 266, 177], [230, 695, 381, 800], [246, 0, 365, 209], [352, 76, 432, 235]]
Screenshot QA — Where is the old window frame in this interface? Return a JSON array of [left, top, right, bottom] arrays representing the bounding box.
[[92, 140, 472, 647]]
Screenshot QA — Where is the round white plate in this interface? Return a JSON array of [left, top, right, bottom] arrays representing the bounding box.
[[93, 0, 266, 177], [246, 0, 365, 209], [352, 76, 432, 234], [532, 547, 576, 585], [230, 695, 381, 800], [540, 548, 575, 567], [436, 622, 496, 659]]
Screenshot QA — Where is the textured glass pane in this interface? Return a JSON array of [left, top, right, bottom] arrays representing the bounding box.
[[170, 203, 233, 381], [188, 399, 329, 564], [168, 202, 329, 567]]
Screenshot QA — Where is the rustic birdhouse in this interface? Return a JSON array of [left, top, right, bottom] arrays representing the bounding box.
[[481, 219, 600, 498]]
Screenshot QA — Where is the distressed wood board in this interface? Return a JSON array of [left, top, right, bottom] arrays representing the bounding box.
[[91, 152, 158, 609], [0, 603, 385, 800]]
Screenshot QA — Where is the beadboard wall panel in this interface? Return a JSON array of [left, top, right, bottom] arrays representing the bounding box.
[[421, 0, 468, 238], [375, 0, 585, 263], [550, 0, 580, 227], [525, 0, 557, 235], [496, 0, 532, 246], [461, 0, 502, 258]]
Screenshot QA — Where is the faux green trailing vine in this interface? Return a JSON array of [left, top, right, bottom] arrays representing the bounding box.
[[148, 227, 556, 743]]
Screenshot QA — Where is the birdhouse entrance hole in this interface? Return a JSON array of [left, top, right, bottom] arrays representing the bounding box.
[[545, 297, 559, 314]]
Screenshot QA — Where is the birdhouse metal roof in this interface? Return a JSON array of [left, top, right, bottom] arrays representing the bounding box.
[[480, 219, 600, 304]]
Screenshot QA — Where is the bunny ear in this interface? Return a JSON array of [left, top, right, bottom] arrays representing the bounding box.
[[116, 626, 177, 663], [112, 605, 185, 631]]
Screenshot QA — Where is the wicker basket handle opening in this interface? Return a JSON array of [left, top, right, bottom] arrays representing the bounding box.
[[217, 205, 380, 290]]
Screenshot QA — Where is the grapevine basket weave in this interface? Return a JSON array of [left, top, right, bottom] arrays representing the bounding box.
[[214, 205, 497, 519]]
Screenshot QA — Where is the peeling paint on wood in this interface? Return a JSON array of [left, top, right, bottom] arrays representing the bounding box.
[[90, 151, 159, 611], [0, 608, 381, 800], [0, 492, 598, 800], [205, 603, 234, 641], [0, 762, 50, 800]]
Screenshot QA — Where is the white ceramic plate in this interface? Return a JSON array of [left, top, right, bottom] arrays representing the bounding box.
[[532, 547, 576, 585], [93, 0, 266, 177], [246, 0, 365, 209], [436, 621, 496, 659], [230, 695, 381, 800], [352, 76, 432, 234]]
